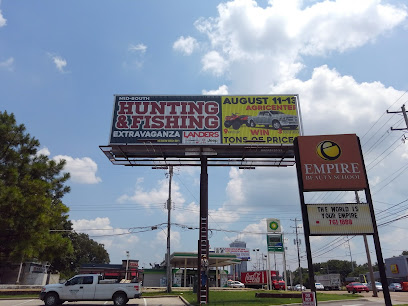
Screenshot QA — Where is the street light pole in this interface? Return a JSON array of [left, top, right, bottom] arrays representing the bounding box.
[[252, 249, 259, 270], [125, 251, 129, 280]]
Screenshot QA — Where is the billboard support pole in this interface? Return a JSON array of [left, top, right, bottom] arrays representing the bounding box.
[[365, 187, 391, 304], [197, 157, 209, 304], [166, 166, 173, 293], [267, 252, 270, 290]]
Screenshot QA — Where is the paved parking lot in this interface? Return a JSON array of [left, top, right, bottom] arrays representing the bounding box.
[[317, 290, 408, 305], [0, 296, 188, 306]]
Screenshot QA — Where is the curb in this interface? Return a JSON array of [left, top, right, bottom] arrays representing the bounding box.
[[179, 295, 191, 305]]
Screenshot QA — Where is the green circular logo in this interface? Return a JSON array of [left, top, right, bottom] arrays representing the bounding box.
[[269, 221, 279, 231]]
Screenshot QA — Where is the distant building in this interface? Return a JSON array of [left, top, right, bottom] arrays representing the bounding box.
[[80, 260, 139, 281], [0, 262, 59, 285], [364, 255, 408, 284], [385, 255, 408, 283], [229, 240, 248, 280]]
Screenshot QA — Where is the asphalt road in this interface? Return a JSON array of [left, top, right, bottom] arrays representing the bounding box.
[[0, 297, 187, 306], [316, 290, 408, 305]]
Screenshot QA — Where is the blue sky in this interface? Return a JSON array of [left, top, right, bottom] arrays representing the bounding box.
[[2, 0, 408, 274]]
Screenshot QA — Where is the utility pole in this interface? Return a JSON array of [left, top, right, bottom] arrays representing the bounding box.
[[387, 104, 408, 131], [166, 166, 173, 293], [292, 218, 302, 288], [346, 238, 354, 272]]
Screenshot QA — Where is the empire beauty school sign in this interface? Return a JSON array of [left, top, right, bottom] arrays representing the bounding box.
[[296, 134, 367, 191]]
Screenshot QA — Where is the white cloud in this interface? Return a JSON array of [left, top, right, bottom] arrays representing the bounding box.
[[124, 43, 147, 69], [48, 54, 67, 73], [268, 65, 403, 135], [174, 202, 199, 224], [53, 155, 102, 184], [0, 9, 6, 27], [129, 43, 147, 53], [227, 219, 266, 249], [154, 229, 181, 249], [202, 51, 229, 76], [202, 85, 229, 95], [72, 217, 139, 259], [191, 0, 407, 90], [37, 147, 50, 156], [225, 167, 246, 206], [173, 36, 199, 55], [117, 178, 185, 209], [0, 57, 14, 71]]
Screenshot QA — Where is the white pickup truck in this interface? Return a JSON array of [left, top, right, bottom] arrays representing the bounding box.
[[40, 274, 142, 306], [247, 110, 298, 130]]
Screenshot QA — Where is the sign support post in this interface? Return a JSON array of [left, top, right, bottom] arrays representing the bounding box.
[[358, 137, 390, 303], [294, 141, 317, 302], [294, 135, 392, 306]]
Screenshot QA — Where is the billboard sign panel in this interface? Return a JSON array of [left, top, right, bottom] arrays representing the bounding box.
[[307, 203, 374, 235], [296, 134, 367, 191], [109, 95, 300, 146], [214, 247, 250, 260]]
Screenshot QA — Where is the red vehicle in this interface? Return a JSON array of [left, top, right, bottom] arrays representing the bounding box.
[[241, 271, 285, 290], [224, 113, 249, 130], [346, 282, 369, 293]]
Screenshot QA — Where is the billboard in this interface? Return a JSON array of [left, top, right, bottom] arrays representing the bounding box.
[[109, 95, 300, 146], [307, 203, 374, 235], [214, 247, 250, 260], [296, 134, 367, 191]]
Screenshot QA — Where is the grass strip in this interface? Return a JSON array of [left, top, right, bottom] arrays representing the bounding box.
[[146, 290, 363, 306]]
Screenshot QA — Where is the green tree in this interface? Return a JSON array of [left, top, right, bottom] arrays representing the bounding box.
[[402, 251, 408, 256], [313, 260, 354, 281], [0, 111, 72, 263], [52, 231, 110, 278]]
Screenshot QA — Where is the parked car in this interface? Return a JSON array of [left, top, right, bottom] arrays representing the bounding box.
[[294, 284, 306, 291], [315, 283, 325, 290], [367, 281, 383, 291], [229, 281, 245, 288], [346, 282, 369, 293], [389, 283, 402, 292]]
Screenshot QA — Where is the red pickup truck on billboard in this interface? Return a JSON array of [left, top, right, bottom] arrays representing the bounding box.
[[241, 270, 285, 289]]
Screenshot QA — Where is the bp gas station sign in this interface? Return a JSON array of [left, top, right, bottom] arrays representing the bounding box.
[[266, 218, 281, 233], [266, 219, 283, 252]]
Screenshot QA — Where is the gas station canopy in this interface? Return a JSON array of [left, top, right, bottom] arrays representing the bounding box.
[[167, 252, 241, 269]]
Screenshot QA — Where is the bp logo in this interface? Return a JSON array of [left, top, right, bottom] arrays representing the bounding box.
[[316, 140, 341, 161], [269, 221, 279, 231]]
